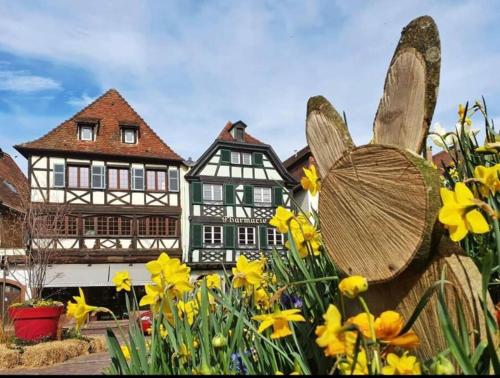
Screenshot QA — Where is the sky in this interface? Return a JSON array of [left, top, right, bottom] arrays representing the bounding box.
[[0, 0, 499, 173]]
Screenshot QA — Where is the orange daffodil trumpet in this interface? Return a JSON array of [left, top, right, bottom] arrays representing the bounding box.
[[301, 164, 321, 196], [439, 182, 490, 242]]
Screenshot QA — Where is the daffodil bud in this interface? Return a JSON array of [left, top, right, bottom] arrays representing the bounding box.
[[212, 334, 227, 348], [431, 356, 455, 375], [338, 275, 368, 299]]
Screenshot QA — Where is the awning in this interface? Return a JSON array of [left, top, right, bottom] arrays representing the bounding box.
[[44, 263, 153, 288]]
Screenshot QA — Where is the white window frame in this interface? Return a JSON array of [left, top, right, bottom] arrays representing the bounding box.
[[53, 164, 65, 188], [203, 184, 223, 203], [254, 187, 272, 206], [242, 153, 252, 165], [168, 168, 179, 192], [91, 166, 106, 189], [131, 168, 144, 191], [238, 227, 256, 247], [80, 126, 94, 141], [124, 129, 136, 144], [203, 225, 222, 247], [267, 228, 285, 246], [230, 151, 240, 164]]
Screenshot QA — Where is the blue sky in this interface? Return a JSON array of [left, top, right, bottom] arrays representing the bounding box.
[[0, 0, 499, 173]]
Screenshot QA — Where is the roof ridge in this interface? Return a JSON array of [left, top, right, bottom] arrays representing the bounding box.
[[111, 89, 184, 161], [215, 120, 264, 145]]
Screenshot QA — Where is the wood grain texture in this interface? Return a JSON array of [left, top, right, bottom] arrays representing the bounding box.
[[319, 144, 440, 283], [373, 49, 427, 152], [306, 96, 354, 178], [373, 16, 441, 154]]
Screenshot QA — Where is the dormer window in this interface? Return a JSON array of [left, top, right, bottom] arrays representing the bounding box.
[[230, 121, 247, 141], [78, 123, 96, 141], [121, 126, 138, 144]]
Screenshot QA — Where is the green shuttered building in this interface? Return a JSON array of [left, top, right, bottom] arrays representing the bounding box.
[[185, 121, 297, 267]]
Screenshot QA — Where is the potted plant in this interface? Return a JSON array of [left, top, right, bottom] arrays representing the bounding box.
[[6, 184, 70, 342], [8, 299, 64, 342]]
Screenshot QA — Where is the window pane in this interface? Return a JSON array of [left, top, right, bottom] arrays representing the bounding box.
[[121, 218, 131, 236], [67, 216, 78, 235], [53, 164, 65, 187], [203, 184, 213, 201], [147, 171, 156, 190], [231, 151, 240, 164], [109, 169, 118, 189], [138, 218, 147, 236], [263, 188, 272, 203], [80, 167, 89, 188], [68, 166, 78, 187], [92, 166, 104, 189], [133, 168, 144, 190], [214, 185, 223, 201], [84, 218, 96, 236], [168, 170, 178, 192], [242, 153, 251, 165], [204, 226, 212, 244], [124, 130, 136, 143], [81, 126, 93, 140], [167, 218, 177, 236], [119, 169, 129, 190], [158, 171, 166, 191]]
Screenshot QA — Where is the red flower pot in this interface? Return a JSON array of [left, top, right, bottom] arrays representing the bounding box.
[[8, 306, 64, 342]]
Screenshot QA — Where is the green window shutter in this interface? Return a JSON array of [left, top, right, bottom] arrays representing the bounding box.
[[243, 185, 254, 206], [220, 149, 231, 164], [272, 187, 283, 206], [224, 184, 235, 205], [259, 225, 268, 249], [192, 224, 202, 248], [224, 225, 236, 248], [192, 182, 202, 204], [253, 152, 263, 166]]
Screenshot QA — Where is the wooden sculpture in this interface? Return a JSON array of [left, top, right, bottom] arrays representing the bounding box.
[[306, 15, 494, 359]]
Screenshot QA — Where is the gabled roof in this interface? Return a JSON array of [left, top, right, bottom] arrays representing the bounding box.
[[216, 121, 264, 145], [283, 145, 318, 183], [15, 89, 183, 162], [0, 150, 27, 212]]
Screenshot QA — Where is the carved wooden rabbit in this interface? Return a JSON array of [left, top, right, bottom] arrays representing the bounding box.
[[306, 16, 494, 359]]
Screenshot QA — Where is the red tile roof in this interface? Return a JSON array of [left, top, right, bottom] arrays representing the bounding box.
[[432, 150, 453, 170], [15, 89, 183, 162], [217, 121, 264, 145], [0, 150, 27, 212]]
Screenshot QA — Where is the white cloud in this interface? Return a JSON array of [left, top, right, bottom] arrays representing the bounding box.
[[66, 93, 96, 107], [0, 70, 61, 93]]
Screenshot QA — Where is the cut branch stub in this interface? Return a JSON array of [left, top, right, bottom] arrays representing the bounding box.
[[373, 16, 441, 154], [319, 144, 440, 283], [306, 96, 354, 178]]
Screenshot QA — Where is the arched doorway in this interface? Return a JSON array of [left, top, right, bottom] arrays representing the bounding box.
[[1, 279, 25, 322]]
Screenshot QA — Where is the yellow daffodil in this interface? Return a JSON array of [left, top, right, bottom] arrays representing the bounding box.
[[159, 324, 168, 339], [338, 348, 369, 375], [286, 215, 322, 258], [382, 352, 421, 375], [178, 343, 191, 365], [121, 345, 131, 360], [252, 309, 305, 339], [346, 312, 375, 339], [232, 255, 265, 289], [178, 299, 199, 326], [439, 182, 489, 241], [139, 284, 163, 309], [374, 311, 419, 349], [315, 304, 349, 356], [458, 104, 472, 126], [145, 252, 193, 298], [211, 334, 228, 348], [475, 142, 500, 154], [205, 273, 221, 289], [301, 164, 321, 196], [66, 288, 99, 332], [269, 206, 295, 234], [474, 164, 500, 198], [339, 276, 368, 299], [112, 271, 132, 292], [253, 287, 271, 310]]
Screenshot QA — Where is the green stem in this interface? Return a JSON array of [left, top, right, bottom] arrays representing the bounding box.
[[357, 297, 380, 374], [288, 276, 339, 286], [488, 197, 500, 267]]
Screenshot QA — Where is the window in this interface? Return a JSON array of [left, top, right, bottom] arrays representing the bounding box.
[[66, 216, 78, 236], [53, 164, 65, 188], [67, 165, 89, 189], [108, 168, 129, 190], [168, 169, 179, 192], [95, 216, 132, 236], [131, 168, 144, 190], [238, 227, 256, 246], [267, 228, 284, 246], [231, 151, 240, 164], [203, 184, 223, 203], [254, 187, 272, 206], [123, 129, 137, 144], [204, 226, 222, 246], [146, 170, 166, 191], [91, 166, 105, 189], [137, 216, 178, 236], [235, 127, 244, 141], [79, 125, 94, 141], [84, 217, 96, 236], [242, 153, 252, 165]]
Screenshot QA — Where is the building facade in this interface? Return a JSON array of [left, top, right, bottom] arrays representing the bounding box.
[[14, 89, 187, 311], [283, 145, 319, 214], [185, 121, 297, 268]]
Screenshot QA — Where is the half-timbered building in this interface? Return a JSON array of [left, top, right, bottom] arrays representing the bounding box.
[[185, 121, 297, 268], [14, 89, 187, 310]]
